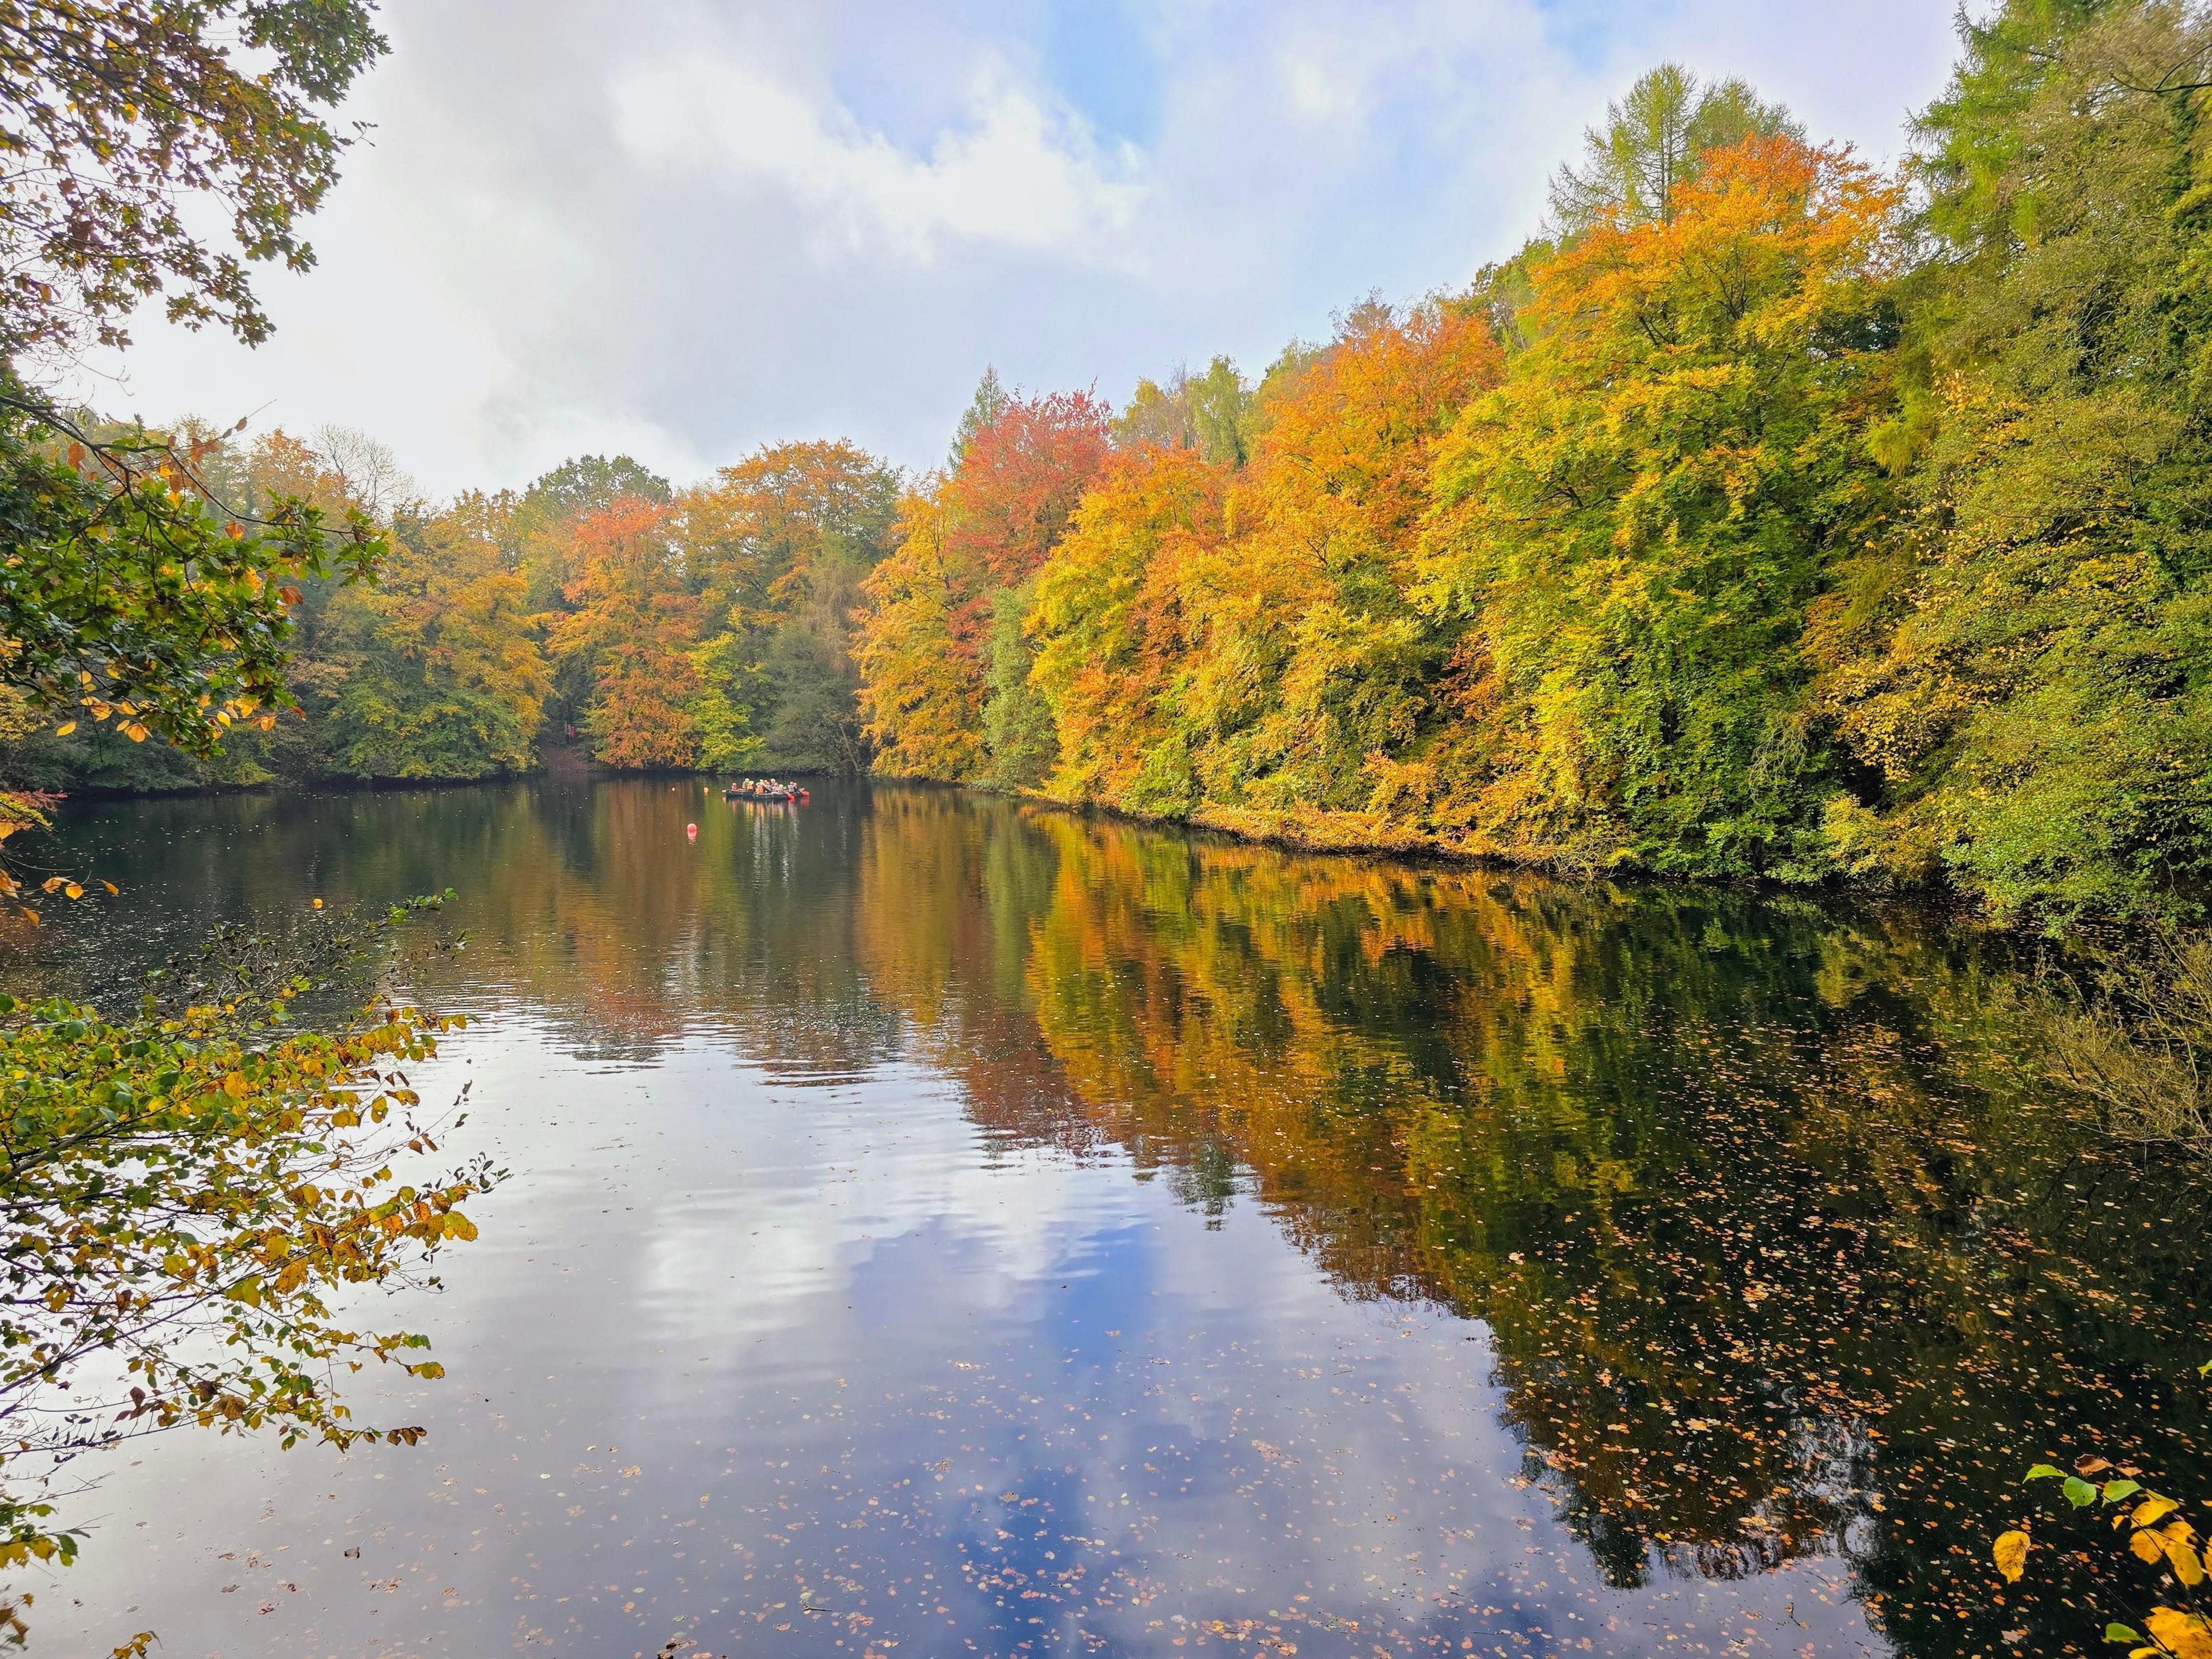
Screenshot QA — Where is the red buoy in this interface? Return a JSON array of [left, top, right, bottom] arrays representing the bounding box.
[[685, 823, 698, 840]]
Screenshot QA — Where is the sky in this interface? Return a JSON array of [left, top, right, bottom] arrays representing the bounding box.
[[69, 0, 1966, 499]]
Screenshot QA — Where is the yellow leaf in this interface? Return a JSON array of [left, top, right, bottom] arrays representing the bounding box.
[[63, 883, 82, 900], [2146, 1608, 2212, 1659], [102, 881, 118, 896], [52, 721, 74, 736], [2166, 1536, 2206, 1588], [2135, 1529, 2167, 1564], [1994, 1529, 2030, 1583], [2136, 1497, 2182, 1529]]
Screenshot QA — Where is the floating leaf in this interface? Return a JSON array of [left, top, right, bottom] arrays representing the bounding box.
[[1994, 1529, 2031, 1582]]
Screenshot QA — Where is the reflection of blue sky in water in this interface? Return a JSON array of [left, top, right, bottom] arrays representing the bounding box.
[[40, 1022, 1879, 1657]]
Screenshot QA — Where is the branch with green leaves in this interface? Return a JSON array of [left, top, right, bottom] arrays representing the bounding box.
[[1994, 1362, 2212, 1658], [0, 893, 498, 1609]]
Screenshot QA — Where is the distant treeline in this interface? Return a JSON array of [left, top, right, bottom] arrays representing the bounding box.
[[11, 0, 2212, 925], [0, 434, 901, 790]]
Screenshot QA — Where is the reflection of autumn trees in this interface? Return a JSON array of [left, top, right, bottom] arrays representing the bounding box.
[[989, 813, 2212, 1658], [852, 787, 1103, 1156], [35, 780, 2212, 1659]]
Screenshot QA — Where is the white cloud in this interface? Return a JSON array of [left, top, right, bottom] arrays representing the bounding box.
[[48, 0, 1967, 499], [612, 54, 1147, 268]]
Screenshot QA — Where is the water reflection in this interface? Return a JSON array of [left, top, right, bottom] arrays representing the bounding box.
[[11, 777, 2211, 1659]]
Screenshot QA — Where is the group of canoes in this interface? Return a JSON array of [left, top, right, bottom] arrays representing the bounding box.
[[724, 777, 810, 804]]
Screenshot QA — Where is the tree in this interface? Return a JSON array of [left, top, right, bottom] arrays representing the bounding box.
[[1187, 357, 1254, 467], [1422, 136, 1903, 877], [949, 366, 1011, 466], [979, 582, 1056, 791], [1810, 0, 2212, 921], [321, 494, 550, 780], [514, 454, 673, 614], [547, 499, 702, 769], [677, 439, 901, 772], [855, 387, 1111, 782], [855, 493, 988, 781], [0, 403, 380, 777], [1111, 372, 1196, 452], [1548, 64, 1801, 232], [0, 0, 387, 359], [1028, 445, 1225, 810]]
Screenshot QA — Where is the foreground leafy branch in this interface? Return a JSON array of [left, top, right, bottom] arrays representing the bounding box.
[[1995, 1363, 2212, 1657], [0, 895, 497, 1609]]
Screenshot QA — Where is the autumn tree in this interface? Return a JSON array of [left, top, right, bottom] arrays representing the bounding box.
[[856, 493, 988, 781], [680, 440, 902, 772], [1548, 64, 1801, 232], [1421, 135, 1902, 878], [855, 382, 1111, 782], [1029, 446, 1227, 809], [321, 493, 551, 779], [548, 499, 703, 769]]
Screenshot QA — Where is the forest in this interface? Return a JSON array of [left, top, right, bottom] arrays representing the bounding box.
[[10, 0, 2212, 926]]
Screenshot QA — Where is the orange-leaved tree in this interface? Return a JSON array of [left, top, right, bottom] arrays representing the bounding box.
[[548, 499, 703, 768], [1028, 445, 1228, 810], [855, 385, 1111, 782], [1193, 298, 1503, 821]]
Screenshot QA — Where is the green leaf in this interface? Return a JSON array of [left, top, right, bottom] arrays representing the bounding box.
[[2063, 1476, 2099, 1508], [2025, 1464, 2067, 1481], [2101, 1480, 2142, 1503], [2105, 1626, 2141, 1645]]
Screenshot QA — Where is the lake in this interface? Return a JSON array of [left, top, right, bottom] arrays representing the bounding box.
[[6, 776, 2208, 1659]]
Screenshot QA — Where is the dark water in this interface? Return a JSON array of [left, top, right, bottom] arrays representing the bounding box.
[[5, 777, 2208, 1659]]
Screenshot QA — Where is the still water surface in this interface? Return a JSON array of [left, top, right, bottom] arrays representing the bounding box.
[[7, 777, 2210, 1659]]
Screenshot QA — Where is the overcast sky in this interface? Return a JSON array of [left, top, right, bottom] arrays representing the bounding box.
[[70, 0, 1965, 499]]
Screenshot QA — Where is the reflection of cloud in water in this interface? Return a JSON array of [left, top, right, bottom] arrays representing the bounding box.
[[628, 1055, 1126, 1362]]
